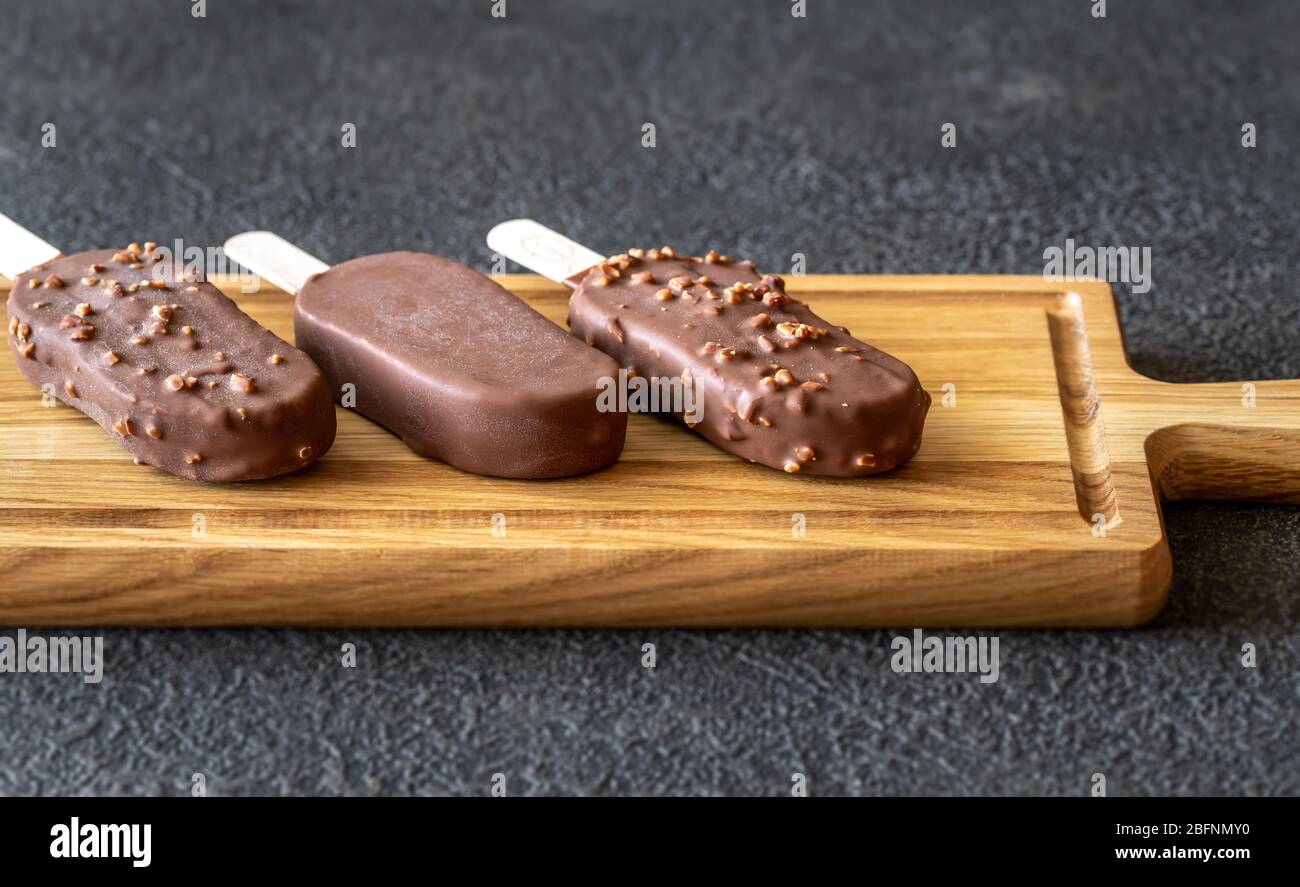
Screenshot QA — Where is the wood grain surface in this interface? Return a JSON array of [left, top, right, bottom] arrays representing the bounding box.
[[2, 274, 1297, 627]]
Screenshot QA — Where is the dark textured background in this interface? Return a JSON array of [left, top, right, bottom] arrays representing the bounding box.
[[1, 0, 1296, 796]]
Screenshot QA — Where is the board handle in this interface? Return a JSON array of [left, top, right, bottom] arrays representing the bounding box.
[[1142, 378, 1300, 503]]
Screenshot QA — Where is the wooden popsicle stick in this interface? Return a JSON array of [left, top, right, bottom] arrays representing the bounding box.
[[0, 213, 61, 281], [223, 230, 329, 295], [486, 218, 605, 284]]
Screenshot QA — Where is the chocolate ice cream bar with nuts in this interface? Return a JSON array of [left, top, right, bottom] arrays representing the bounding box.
[[567, 247, 931, 476], [6, 243, 336, 481], [292, 251, 626, 478]]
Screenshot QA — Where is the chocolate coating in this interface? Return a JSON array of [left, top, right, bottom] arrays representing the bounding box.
[[568, 248, 930, 476], [295, 252, 626, 478], [6, 245, 336, 481]]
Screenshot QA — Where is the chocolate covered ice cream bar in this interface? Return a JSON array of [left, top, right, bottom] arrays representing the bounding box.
[[567, 247, 931, 476], [288, 250, 626, 478], [6, 243, 336, 481]]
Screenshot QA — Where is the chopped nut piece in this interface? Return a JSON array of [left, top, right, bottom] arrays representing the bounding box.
[[800, 381, 824, 391], [146, 424, 162, 439], [185, 453, 203, 465], [44, 275, 65, 288], [27, 278, 41, 289], [774, 368, 795, 386], [74, 302, 92, 317], [783, 460, 801, 473], [164, 374, 185, 391], [229, 373, 256, 393], [660, 246, 677, 258], [269, 353, 283, 365], [89, 263, 106, 273], [102, 351, 119, 366], [856, 453, 876, 468], [19, 343, 34, 358], [131, 335, 148, 346], [796, 446, 816, 462], [750, 313, 773, 328], [298, 446, 313, 460], [630, 271, 654, 284], [776, 321, 826, 340], [69, 327, 93, 341], [756, 334, 775, 352], [151, 305, 172, 321], [654, 288, 673, 301], [64, 380, 77, 398], [6, 317, 15, 335], [81, 277, 99, 286]]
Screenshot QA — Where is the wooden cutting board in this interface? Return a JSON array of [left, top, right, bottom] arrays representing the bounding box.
[[2, 274, 1297, 627]]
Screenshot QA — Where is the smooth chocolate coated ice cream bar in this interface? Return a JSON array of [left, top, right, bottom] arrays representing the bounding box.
[[567, 247, 930, 476], [294, 251, 626, 478], [6, 243, 336, 481]]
